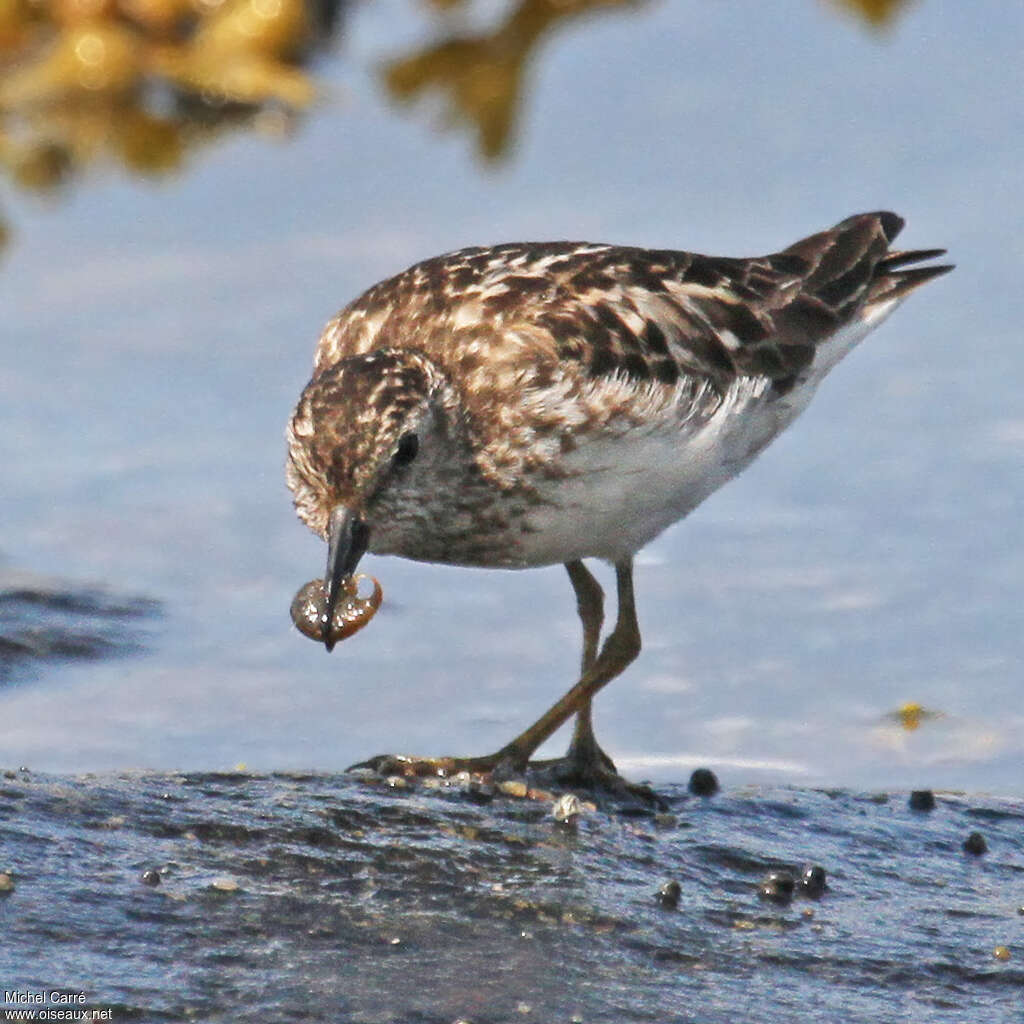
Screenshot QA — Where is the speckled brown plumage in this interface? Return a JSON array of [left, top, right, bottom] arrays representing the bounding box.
[[288, 211, 949, 566], [285, 212, 951, 789]]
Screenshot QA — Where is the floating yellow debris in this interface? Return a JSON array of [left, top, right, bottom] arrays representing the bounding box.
[[830, 0, 913, 28], [886, 702, 944, 732]]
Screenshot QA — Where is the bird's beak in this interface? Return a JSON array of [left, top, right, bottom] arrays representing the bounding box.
[[323, 505, 370, 652]]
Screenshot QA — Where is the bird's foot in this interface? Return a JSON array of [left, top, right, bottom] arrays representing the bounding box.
[[524, 754, 666, 811], [349, 750, 665, 811], [348, 752, 502, 780]]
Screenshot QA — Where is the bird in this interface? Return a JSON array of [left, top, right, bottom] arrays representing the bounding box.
[[286, 211, 951, 798]]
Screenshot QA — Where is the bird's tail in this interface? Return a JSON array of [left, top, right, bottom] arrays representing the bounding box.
[[782, 211, 953, 320]]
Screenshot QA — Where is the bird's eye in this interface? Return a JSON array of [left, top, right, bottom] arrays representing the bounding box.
[[393, 432, 419, 466]]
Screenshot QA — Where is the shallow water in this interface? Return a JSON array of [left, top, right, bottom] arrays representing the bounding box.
[[1, 771, 1022, 1022], [0, 0, 1021, 947]]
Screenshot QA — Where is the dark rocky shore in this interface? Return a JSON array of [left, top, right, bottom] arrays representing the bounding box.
[[0, 770, 1019, 1022]]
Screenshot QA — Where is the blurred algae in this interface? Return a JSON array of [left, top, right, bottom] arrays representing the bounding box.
[[0, 0, 334, 192], [0, 0, 932, 239], [830, 0, 915, 28], [384, 0, 645, 163]]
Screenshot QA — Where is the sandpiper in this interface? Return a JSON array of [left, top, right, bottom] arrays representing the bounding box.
[[287, 212, 951, 796]]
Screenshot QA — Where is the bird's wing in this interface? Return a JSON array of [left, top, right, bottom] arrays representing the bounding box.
[[314, 213, 950, 397]]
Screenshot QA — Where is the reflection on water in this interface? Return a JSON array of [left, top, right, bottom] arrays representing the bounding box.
[[0, 568, 158, 685], [384, 0, 644, 162], [0, 0, 344, 228], [831, 0, 913, 28], [0, 0, 920, 243]]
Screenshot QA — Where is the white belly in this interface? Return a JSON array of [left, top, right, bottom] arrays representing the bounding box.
[[516, 375, 812, 564], [513, 307, 893, 565]]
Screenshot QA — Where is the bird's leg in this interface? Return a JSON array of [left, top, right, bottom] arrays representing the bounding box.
[[353, 558, 661, 804], [489, 557, 641, 773], [566, 559, 604, 673], [532, 561, 616, 773]]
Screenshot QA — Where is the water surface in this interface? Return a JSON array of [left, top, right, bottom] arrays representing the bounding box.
[[1, 771, 1021, 1022], [1, 0, 1021, 791]]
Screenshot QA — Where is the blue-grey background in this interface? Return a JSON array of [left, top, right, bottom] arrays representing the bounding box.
[[2, 0, 1021, 792]]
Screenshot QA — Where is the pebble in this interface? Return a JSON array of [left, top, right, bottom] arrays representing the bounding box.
[[993, 945, 1011, 962], [461, 780, 495, 805], [908, 790, 936, 811], [140, 868, 161, 887], [799, 865, 828, 899], [688, 767, 719, 797], [497, 780, 528, 799], [963, 831, 987, 856], [552, 793, 583, 825], [758, 870, 795, 904], [657, 880, 681, 909], [0, 872, 14, 893]]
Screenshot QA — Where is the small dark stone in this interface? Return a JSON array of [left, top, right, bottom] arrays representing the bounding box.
[[657, 880, 681, 909], [759, 870, 795, 904], [908, 790, 936, 811], [461, 780, 495, 805], [799, 865, 827, 899], [140, 869, 161, 887], [688, 768, 719, 797], [963, 831, 988, 856]]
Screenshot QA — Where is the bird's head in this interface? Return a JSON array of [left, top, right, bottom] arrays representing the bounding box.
[[286, 348, 466, 645]]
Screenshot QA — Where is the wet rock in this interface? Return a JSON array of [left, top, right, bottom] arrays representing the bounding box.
[[908, 790, 936, 811], [963, 831, 987, 856], [758, 870, 795, 904], [688, 768, 719, 797], [799, 865, 827, 899], [497, 780, 528, 799], [552, 793, 583, 825], [523, 788, 550, 804], [460, 779, 495, 805], [0, 872, 14, 893], [385, 775, 409, 790], [140, 868, 161, 887], [210, 876, 239, 892], [657, 879, 681, 909], [993, 945, 1011, 962]]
